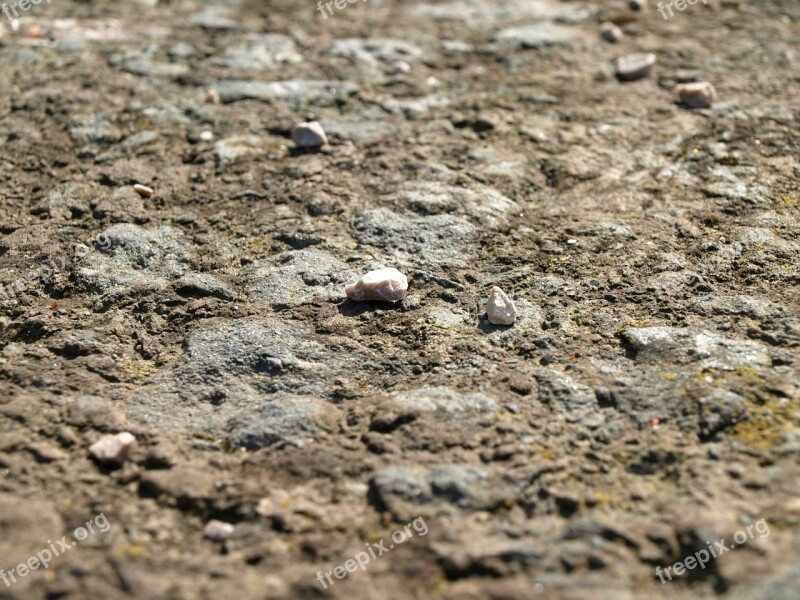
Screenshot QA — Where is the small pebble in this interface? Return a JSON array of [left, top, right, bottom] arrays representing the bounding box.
[[676, 81, 717, 108], [616, 53, 656, 81], [389, 60, 411, 74], [486, 286, 517, 325], [203, 519, 234, 541], [88, 432, 136, 466], [291, 121, 328, 149], [600, 22, 623, 43], [200, 130, 214, 142], [133, 184, 154, 199], [345, 268, 408, 303], [629, 0, 646, 10], [205, 88, 220, 104]]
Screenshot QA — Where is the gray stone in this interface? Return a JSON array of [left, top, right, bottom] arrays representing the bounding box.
[[128, 318, 361, 446], [68, 113, 121, 145], [695, 295, 786, 321], [319, 109, 397, 146], [353, 208, 477, 268], [217, 80, 358, 107], [390, 386, 498, 417], [494, 23, 579, 48], [214, 135, 278, 170], [111, 45, 190, 78], [698, 389, 747, 441], [96, 131, 159, 162], [190, 6, 240, 30], [77, 224, 192, 304], [621, 327, 770, 369], [224, 395, 333, 450], [534, 369, 602, 427], [174, 273, 237, 301], [33, 182, 98, 219], [244, 248, 355, 308], [326, 38, 423, 64], [370, 464, 515, 518], [412, 0, 569, 25], [387, 182, 520, 229], [209, 34, 303, 71], [168, 42, 196, 59]]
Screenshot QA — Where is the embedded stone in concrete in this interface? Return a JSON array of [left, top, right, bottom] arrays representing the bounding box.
[[676, 81, 717, 108], [486, 286, 517, 325], [616, 53, 656, 81], [345, 268, 408, 302], [291, 121, 328, 148], [88, 432, 136, 466]]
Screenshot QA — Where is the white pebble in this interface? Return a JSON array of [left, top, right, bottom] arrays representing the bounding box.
[[205, 88, 220, 104], [89, 432, 136, 466], [616, 53, 656, 81], [200, 130, 214, 141], [389, 60, 411, 74], [133, 184, 154, 199], [291, 121, 328, 148], [203, 520, 234, 541], [345, 268, 408, 303], [600, 22, 623, 43], [676, 81, 717, 109], [486, 286, 517, 326]]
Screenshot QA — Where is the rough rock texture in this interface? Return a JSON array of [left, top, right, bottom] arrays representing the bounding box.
[[0, 1, 798, 600]]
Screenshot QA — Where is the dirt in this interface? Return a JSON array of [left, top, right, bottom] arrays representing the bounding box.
[[0, 0, 798, 599]]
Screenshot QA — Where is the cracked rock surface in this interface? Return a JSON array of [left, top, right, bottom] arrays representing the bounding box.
[[0, 1, 798, 599]]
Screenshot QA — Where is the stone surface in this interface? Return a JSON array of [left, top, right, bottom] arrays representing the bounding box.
[[345, 267, 408, 302], [353, 208, 477, 268], [217, 80, 358, 107], [245, 249, 355, 307], [66, 396, 126, 431], [494, 23, 579, 48], [1, 2, 798, 599], [621, 327, 770, 369], [209, 34, 302, 71]]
